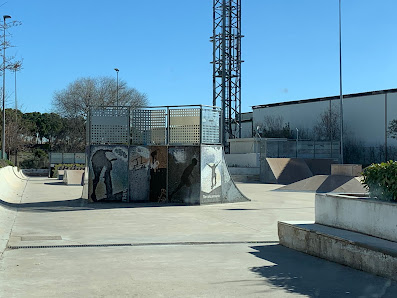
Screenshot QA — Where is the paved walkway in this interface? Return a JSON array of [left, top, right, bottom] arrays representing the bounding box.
[[0, 177, 396, 297]]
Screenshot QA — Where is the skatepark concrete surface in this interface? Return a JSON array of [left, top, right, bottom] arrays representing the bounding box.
[[275, 175, 367, 193], [1, 167, 396, 297]]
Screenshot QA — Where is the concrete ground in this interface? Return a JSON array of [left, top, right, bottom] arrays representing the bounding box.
[[1, 177, 396, 297]]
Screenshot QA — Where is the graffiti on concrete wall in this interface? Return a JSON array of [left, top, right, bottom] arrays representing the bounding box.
[[149, 146, 167, 202], [201, 145, 223, 203], [89, 146, 128, 202], [129, 146, 150, 202], [168, 147, 200, 204], [87, 144, 248, 205]]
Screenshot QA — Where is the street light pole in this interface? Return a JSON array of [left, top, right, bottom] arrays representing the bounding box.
[[2, 15, 11, 160], [339, 0, 344, 164], [13, 63, 18, 165], [114, 68, 119, 107], [14, 65, 17, 121]]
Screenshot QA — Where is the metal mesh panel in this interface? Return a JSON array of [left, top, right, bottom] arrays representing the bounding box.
[[131, 109, 166, 145], [89, 105, 221, 146], [90, 107, 129, 145], [169, 108, 200, 145], [201, 108, 221, 144]]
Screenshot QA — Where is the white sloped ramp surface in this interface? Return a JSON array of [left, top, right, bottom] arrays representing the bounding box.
[[0, 166, 28, 258]]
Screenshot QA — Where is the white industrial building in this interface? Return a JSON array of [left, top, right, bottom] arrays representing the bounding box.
[[225, 89, 397, 182], [228, 88, 397, 165], [252, 88, 397, 148]]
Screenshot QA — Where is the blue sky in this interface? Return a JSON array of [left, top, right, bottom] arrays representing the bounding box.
[[3, 0, 397, 113]]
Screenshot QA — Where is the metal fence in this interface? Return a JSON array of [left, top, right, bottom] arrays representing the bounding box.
[[49, 152, 86, 165], [260, 139, 341, 160], [88, 105, 221, 146], [259, 138, 397, 165], [344, 145, 397, 166]]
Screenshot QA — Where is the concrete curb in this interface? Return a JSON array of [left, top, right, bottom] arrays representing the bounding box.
[[278, 221, 397, 281]]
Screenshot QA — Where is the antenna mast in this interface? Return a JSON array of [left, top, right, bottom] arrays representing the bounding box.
[[211, 0, 243, 149]]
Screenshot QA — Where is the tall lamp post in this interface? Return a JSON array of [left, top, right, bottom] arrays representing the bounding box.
[[339, 0, 344, 164], [2, 15, 11, 160], [13, 62, 20, 165], [114, 68, 119, 106]]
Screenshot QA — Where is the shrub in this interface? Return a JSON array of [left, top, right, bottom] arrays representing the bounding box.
[[362, 161, 397, 202], [53, 163, 85, 178], [19, 149, 49, 169], [0, 159, 14, 168]]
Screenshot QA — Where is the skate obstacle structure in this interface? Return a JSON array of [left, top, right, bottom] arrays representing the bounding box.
[[83, 105, 249, 205]]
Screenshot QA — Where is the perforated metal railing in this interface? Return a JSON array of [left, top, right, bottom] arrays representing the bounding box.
[[88, 105, 221, 146], [89, 107, 130, 145]]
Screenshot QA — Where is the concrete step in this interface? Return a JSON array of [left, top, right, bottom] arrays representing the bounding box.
[[228, 167, 260, 175], [231, 174, 260, 183], [278, 221, 397, 281]]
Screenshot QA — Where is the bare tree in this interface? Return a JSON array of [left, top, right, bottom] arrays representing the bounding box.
[[0, 19, 22, 74], [4, 109, 29, 162], [52, 76, 148, 118], [255, 115, 292, 138], [313, 105, 340, 141], [388, 119, 397, 139]]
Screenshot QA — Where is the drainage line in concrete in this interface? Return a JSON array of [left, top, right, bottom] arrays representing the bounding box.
[[8, 240, 279, 250]]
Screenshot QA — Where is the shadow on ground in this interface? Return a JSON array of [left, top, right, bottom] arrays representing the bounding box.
[[249, 244, 397, 297], [0, 198, 185, 213]]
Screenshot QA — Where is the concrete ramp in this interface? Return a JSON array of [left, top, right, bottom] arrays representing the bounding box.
[[276, 175, 367, 193], [261, 158, 313, 185], [304, 158, 336, 175], [202, 146, 249, 204], [0, 166, 28, 257], [0, 166, 28, 200]]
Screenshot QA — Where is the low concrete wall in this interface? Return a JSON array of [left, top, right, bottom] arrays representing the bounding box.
[[57, 170, 64, 180], [63, 170, 84, 186], [278, 221, 397, 281], [227, 167, 260, 175], [228, 138, 259, 154], [21, 169, 48, 177], [331, 164, 362, 176], [225, 153, 259, 167], [316, 194, 397, 242]]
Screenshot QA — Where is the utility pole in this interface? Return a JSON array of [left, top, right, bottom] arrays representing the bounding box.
[[114, 68, 119, 107], [339, 0, 344, 164], [2, 15, 11, 160], [13, 62, 21, 165]]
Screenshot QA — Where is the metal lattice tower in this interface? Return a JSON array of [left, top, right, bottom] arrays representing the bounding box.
[[211, 0, 243, 147]]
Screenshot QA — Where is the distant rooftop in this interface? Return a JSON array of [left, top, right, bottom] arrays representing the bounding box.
[[252, 88, 397, 109]]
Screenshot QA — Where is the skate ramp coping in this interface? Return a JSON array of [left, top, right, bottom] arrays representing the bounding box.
[[63, 170, 84, 186], [275, 175, 367, 193]]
